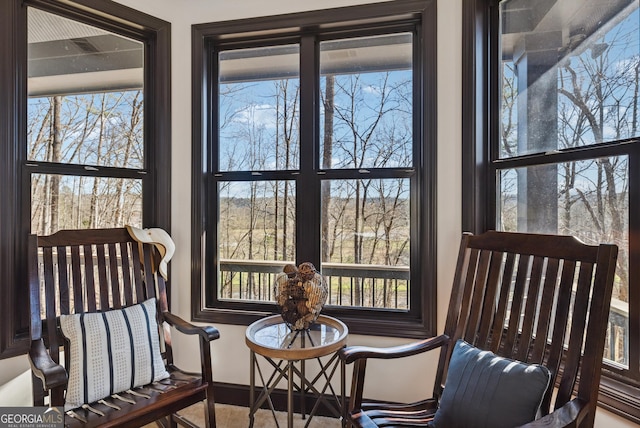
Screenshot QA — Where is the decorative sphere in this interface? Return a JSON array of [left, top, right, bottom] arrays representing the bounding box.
[[275, 262, 328, 330]]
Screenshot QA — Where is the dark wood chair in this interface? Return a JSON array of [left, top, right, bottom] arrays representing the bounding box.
[[27, 227, 219, 428], [339, 231, 618, 428]]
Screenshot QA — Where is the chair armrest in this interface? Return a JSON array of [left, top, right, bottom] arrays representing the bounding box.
[[339, 334, 449, 364], [519, 398, 588, 428], [162, 311, 220, 341], [28, 339, 67, 390]]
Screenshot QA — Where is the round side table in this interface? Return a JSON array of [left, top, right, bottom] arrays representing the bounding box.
[[245, 314, 348, 428]]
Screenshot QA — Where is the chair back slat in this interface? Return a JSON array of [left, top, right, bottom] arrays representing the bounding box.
[[555, 262, 595, 407], [503, 254, 531, 356], [108, 243, 122, 309], [475, 251, 504, 346], [452, 248, 480, 345], [131, 243, 145, 303], [515, 255, 544, 362], [576, 246, 618, 400], [438, 231, 617, 423], [83, 244, 97, 312], [545, 260, 576, 376], [488, 252, 516, 353], [142, 245, 156, 301], [119, 241, 135, 306], [56, 246, 71, 316], [42, 247, 59, 364], [464, 249, 491, 342], [530, 257, 559, 363], [95, 244, 110, 308], [70, 246, 84, 313]]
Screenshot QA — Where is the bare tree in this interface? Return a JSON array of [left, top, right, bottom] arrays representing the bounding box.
[[557, 33, 637, 299], [321, 75, 335, 263]]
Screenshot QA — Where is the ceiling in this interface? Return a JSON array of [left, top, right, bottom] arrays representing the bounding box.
[[27, 8, 143, 96], [500, 0, 637, 60], [25, 0, 638, 95]]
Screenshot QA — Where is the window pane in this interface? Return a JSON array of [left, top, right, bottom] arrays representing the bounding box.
[[320, 34, 413, 169], [218, 180, 296, 302], [27, 8, 144, 168], [321, 178, 410, 309], [497, 156, 629, 367], [499, 2, 639, 158], [27, 92, 144, 168], [218, 45, 300, 172], [31, 174, 142, 234]]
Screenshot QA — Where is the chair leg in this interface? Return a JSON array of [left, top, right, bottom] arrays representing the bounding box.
[[169, 415, 178, 428], [199, 336, 217, 428], [204, 394, 216, 428], [31, 373, 45, 406]]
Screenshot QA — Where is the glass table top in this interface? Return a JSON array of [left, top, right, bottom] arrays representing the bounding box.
[[245, 314, 348, 360]]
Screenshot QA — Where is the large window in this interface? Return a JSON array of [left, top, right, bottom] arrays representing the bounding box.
[[192, 0, 437, 337], [463, 0, 639, 421], [27, 8, 146, 234], [0, 0, 170, 359]]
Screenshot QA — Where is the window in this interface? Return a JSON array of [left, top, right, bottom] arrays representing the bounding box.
[[192, 0, 437, 337], [463, 0, 640, 421], [0, 0, 170, 359], [27, 8, 146, 234]]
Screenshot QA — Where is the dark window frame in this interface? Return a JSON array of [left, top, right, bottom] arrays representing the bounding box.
[[462, 0, 640, 422], [0, 0, 171, 359], [191, 0, 438, 338]]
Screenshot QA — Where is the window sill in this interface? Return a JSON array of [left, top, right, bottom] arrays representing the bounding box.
[[192, 305, 434, 339], [598, 374, 640, 424]]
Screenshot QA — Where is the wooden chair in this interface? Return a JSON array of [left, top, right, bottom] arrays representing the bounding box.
[[27, 227, 219, 428], [339, 231, 618, 428]]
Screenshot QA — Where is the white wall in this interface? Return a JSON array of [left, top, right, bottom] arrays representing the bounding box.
[[112, 0, 461, 407], [0, 0, 632, 426]]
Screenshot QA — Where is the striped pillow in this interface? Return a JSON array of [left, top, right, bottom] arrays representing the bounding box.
[[59, 298, 170, 411]]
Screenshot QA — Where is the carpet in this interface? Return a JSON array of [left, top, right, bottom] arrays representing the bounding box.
[[148, 402, 342, 428]]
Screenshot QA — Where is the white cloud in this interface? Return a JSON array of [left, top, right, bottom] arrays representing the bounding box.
[[234, 103, 277, 129]]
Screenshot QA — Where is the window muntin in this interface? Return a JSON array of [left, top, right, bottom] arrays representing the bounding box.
[[26, 7, 147, 236]]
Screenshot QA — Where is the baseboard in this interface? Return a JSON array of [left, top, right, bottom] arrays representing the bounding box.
[[212, 381, 345, 418]]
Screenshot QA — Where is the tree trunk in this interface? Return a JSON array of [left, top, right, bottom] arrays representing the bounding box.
[[115, 91, 141, 226], [321, 75, 334, 263], [49, 96, 63, 233], [90, 95, 106, 228]]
